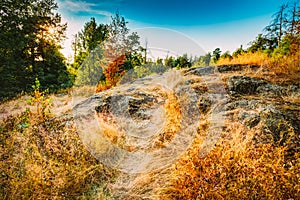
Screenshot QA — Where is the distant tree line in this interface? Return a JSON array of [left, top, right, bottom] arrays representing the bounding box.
[[1, 0, 298, 100], [71, 14, 201, 92], [213, 1, 300, 63]]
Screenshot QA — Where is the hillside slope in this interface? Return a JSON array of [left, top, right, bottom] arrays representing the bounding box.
[[1, 64, 299, 199], [72, 64, 300, 199]]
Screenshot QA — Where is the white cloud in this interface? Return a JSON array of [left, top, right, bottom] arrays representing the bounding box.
[[62, 0, 96, 12], [57, 0, 113, 17]]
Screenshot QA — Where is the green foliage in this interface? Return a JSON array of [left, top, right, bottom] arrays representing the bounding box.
[[264, 4, 289, 48], [248, 34, 273, 52], [74, 13, 144, 91], [212, 48, 222, 63], [192, 53, 213, 67], [232, 45, 245, 57], [133, 62, 168, 79], [202, 53, 213, 66], [124, 52, 143, 71], [0, 0, 70, 100], [220, 51, 232, 60], [164, 54, 192, 69], [27, 78, 53, 121], [255, 1, 300, 51], [175, 54, 192, 69], [72, 18, 108, 71], [74, 48, 105, 86], [164, 56, 177, 68]]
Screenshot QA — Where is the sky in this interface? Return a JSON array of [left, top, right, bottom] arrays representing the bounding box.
[[57, 0, 290, 60]]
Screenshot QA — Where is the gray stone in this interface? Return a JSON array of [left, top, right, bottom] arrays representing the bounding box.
[[227, 76, 267, 95]]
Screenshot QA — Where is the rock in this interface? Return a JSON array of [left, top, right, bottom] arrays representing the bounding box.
[[256, 83, 287, 97], [184, 66, 216, 76], [227, 76, 267, 95], [259, 104, 294, 143], [227, 75, 293, 98], [224, 99, 262, 111], [217, 64, 260, 73], [238, 111, 260, 128], [198, 95, 212, 114], [217, 64, 243, 72], [68, 65, 300, 198]]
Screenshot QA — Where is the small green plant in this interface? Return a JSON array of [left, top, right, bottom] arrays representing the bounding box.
[[27, 78, 53, 121]]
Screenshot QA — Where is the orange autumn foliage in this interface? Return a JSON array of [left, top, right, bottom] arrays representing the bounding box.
[[96, 54, 126, 92]]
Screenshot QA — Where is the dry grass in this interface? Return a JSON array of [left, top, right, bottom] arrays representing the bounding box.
[[1, 67, 299, 199], [268, 51, 300, 82], [152, 92, 182, 149], [0, 85, 117, 199], [163, 120, 300, 199], [0, 111, 116, 199], [218, 51, 270, 66], [217, 51, 300, 84], [0, 85, 96, 120], [95, 91, 182, 151]]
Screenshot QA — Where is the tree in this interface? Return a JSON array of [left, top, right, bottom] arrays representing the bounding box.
[[212, 48, 222, 63], [286, 1, 299, 35], [72, 18, 108, 70], [202, 53, 212, 66], [262, 1, 300, 55], [104, 12, 140, 61], [73, 13, 143, 90], [264, 4, 288, 48], [164, 56, 176, 68], [174, 54, 192, 69], [220, 51, 232, 59], [284, 1, 300, 54], [100, 13, 141, 84], [0, 0, 69, 99], [232, 45, 245, 57], [247, 34, 276, 52]]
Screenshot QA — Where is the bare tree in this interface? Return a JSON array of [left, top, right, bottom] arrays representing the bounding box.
[[264, 4, 288, 48]]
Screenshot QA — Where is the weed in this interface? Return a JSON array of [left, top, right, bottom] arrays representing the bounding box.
[[26, 78, 53, 121]]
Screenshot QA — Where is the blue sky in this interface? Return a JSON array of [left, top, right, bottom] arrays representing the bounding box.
[[57, 0, 290, 59]]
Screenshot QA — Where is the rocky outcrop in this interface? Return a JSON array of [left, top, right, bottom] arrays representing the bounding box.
[[72, 64, 300, 159], [71, 65, 300, 199]]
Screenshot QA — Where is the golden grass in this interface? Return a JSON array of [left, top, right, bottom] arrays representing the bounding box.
[[163, 121, 300, 199], [269, 51, 300, 82], [152, 92, 182, 149], [0, 112, 116, 199], [1, 63, 299, 199], [217, 51, 300, 84], [95, 91, 182, 151], [218, 51, 270, 66]]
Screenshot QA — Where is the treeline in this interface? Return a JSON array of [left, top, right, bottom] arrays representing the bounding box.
[[1, 1, 299, 101], [70, 13, 207, 92]]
